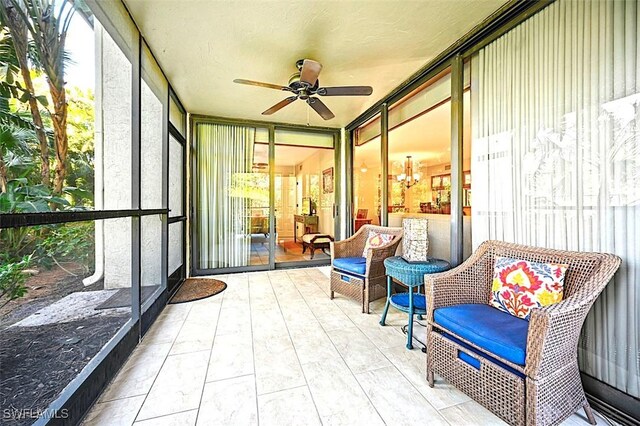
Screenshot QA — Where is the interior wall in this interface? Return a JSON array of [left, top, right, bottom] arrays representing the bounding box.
[[295, 149, 335, 235]]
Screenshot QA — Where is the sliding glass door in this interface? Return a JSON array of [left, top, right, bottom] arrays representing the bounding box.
[[193, 121, 338, 273], [273, 129, 335, 266]]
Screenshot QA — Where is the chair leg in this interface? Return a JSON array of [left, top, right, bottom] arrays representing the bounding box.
[[330, 290, 334, 299], [583, 402, 597, 425], [427, 369, 434, 388], [310, 247, 315, 259]]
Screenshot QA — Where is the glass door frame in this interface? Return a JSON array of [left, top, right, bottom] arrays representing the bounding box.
[[190, 115, 340, 276], [271, 126, 341, 269]]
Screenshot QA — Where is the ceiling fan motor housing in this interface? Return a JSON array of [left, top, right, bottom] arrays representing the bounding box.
[[233, 58, 372, 120]]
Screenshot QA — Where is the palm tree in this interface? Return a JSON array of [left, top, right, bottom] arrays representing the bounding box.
[[0, 1, 51, 187], [8, 0, 75, 194]]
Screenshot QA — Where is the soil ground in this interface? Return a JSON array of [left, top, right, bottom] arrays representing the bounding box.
[[0, 264, 126, 425], [0, 263, 102, 329]]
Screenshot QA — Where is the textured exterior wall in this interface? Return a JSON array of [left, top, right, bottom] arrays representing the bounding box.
[[98, 24, 133, 289]]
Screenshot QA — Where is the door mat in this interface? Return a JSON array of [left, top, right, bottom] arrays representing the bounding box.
[[169, 278, 227, 304], [95, 286, 159, 310]]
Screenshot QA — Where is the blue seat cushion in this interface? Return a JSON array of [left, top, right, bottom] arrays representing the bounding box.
[[390, 292, 427, 311], [434, 304, 529, 366], [333, 257, 367, 276]]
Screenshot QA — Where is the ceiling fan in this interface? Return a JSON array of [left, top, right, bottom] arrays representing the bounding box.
[[233, 59, 373, 120]]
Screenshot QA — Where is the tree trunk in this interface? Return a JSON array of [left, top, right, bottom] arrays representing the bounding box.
[[49, 81, 67, 194], [0, 153, 7, 193], [2, 0, 51, 187]]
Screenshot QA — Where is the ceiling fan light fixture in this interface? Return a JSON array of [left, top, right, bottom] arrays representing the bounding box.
[[233, 59, 373, 121]]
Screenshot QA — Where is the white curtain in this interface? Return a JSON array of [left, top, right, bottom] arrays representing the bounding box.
[[471, 0, 639, 398], [197, 123, 255, 269]]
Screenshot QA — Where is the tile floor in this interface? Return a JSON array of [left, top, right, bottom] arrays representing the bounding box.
[[250, 239, 330, 265], [83, 267, 608, 426]]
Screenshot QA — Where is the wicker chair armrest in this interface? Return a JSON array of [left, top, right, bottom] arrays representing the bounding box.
[[365, 238, 403, 277], [525, 254, 621, 378], [331, 230, 367, 260], [524, 296, 592, 378], [425, 242, 494, 322]]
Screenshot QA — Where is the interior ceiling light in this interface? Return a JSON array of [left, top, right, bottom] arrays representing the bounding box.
[[397, 156, 420, 188], [360, 162, 368, 173]]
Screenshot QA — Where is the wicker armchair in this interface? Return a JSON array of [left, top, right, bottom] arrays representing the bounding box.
[[425, 240, 621, 426], [330, 225, 403, 313]]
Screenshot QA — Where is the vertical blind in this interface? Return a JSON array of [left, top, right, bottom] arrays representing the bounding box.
[[196, 123, 255, 269], [471, 0, 639, 398]]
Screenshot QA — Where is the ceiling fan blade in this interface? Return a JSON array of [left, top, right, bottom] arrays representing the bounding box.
[[307, 97, 335, 120], [234, 79, 291, 91], [262, 96, 298, 115], [317, 86, 373, 96], [300, 59, 322, 86]]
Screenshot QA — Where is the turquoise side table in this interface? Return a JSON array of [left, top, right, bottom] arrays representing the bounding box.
[[380, 256, 451, 349]]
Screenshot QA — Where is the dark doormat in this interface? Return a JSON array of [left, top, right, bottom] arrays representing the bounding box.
[[95, 286, 159, 310], [169, 278, 226, 304]]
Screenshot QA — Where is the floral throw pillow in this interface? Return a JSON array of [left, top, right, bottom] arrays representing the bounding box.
[[362, 231, 395, 257], [490, 256, 568, 320]]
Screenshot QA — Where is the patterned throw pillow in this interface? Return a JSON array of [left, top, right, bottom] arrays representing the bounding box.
[[362, 231, 395, 257], [490, 256, 568, 320]]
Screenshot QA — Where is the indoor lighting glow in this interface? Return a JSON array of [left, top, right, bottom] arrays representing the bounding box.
[[397, 155, 420, 188], [360, 162, 368, 173]]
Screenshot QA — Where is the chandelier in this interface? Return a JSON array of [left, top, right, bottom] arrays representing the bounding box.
[[397, 156, 420, 188]]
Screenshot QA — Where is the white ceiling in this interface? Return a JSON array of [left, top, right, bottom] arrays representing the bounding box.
[[124, 0, 506, 127]]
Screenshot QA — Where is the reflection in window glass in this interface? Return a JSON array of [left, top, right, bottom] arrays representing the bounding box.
[[169, 136, 184, 217], [170, 95, 186, 136], [353, 116, 381, 229], [141, 215, 164, 312], [169, 221, 183, 276]]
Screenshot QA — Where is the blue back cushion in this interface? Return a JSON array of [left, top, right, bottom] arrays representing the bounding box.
[[333, 257, 367, 276], [434, 304, 529, 366]]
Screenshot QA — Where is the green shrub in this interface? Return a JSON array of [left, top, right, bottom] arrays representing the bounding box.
[[37, 222, 95, 273], [0, 255, 32, 308]]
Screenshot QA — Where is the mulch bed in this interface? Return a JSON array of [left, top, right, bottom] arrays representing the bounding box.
[[0, 314, 128, 426]]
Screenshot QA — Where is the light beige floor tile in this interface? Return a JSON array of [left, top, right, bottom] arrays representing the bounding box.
[[100, 343, 172, 402], [257, 386, 321, 426], [302, 357, 373, 417], [319, 401, 385, 426], [170, 316, 218, 356], [157, 304, 192, 323], [327, 326, 391, 374], [380, 345, 470, 409], [439, 400, 508, 426], [254, 335, 306, 395], [141, 319, 184, 346], [206, 333, 254, 382], [134, 410, 198, 426], [355, 365, 448, 425], [136, 351, 209, 420], [214, 303, 251, 337], [197, 375, 258, 425], [82, 395, 145, 426], [290, 331, 342, 365]]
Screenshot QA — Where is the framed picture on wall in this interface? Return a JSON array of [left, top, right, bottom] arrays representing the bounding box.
[[322, 167, 334, 194]]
